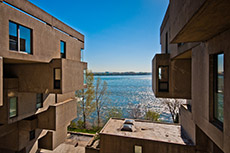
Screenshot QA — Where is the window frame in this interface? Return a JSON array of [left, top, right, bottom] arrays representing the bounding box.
[[36, 93, 43, 109], [210, 53, 224, 131], [165, 32, 168, 54], [29, 130, 35, 141], [60, 40, 66, 58], [54, 68, 61, 89], [9, 20, 33, 54], [158, 65, 169, 92], [9, 96, 18, 118], [134, 145, 142, 153], [213, 53, 224, 128], [81, 48, 84, 61]]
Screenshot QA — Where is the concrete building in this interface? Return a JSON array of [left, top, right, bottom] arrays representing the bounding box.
[[97, 118, 195, 153], [152, 0, 230, 153], [0, 0, 87, 152]]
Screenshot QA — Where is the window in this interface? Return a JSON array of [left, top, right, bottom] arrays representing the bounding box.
[[54, 68, 61, 89], [134, 145, 142, 153], [158, 66, 169, 92], [36, 93, 43, 109], [178, 42, 185, 47], [9, 97, 17, 118], [165, 32, 168, 53], [60, 41, 66, 58], [9, 21, 32, 54], [213, 53, 224, 125], [81, 48, 84, 61], [84, 69, 87, 85], [29, 130, 35, 141]]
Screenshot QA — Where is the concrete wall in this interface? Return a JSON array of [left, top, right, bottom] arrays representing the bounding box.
[[152, 54, 191, 99], [100, 134, 195, 153], [0, 98, 76, 152], [156, 1, 230, 153], [191, 29, 230, 153], [160, 5, 177, 56], [0, 2, 84, 63], [169, 0, 206, 43], [170, 0, 230, 43], [152, 54, 171, 98], [179, 105, 195, 143], [0, 89, 55, 124], [62, 60, 87, 93], [0, 0, 86, 152], [38, 98, 77, 131], [4, 59, 86, 94], [86, 147, 100, 153], [2, 0, 84, 42], [0, 57, 2, 107], [171, 59, 191, 99]]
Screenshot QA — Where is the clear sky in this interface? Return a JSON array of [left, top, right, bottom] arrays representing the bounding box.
[[29, 0, 169, 72]]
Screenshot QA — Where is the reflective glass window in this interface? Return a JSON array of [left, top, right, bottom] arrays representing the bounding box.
[[9, 97, 17, 118], [214, 53, 224, 123]]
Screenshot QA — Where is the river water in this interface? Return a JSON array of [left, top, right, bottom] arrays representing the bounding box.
[[92, 75, 172, 122]]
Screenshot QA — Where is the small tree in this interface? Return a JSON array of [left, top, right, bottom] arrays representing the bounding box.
[[145, 110, 160, 122], [127, 104, 142, 119], [76, 70, 95, 128], [95, 78, 110, 127], [106, 107, 123, 120], [164, 99, 182, 123], [69, 121, 77, 129]]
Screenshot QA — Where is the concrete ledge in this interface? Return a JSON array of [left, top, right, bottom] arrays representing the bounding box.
[[68, 131, 94, 137]]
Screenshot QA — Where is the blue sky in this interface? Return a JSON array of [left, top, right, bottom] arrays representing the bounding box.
[[29, 0, 169, 72]]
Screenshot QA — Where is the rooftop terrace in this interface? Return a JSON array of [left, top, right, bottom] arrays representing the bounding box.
[[100, 118, 194, 146]]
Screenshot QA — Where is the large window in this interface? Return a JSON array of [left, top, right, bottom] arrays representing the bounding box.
[[9, 97, 17, 118], [54, 68, 61, 89], [158, 66, 169, 92], [60, 41, 66, 58], [36, 93, 43, 109], [213, 53, 224, 124], [9, 21, 32, 54]]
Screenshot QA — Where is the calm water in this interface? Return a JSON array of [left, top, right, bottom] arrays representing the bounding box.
[[92, 75, 172, 122]]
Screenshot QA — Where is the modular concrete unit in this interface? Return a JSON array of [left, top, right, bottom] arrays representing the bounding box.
[[0, 0, 87, 152], [152, 1, 230, 153], [99, 118, 195, 153]]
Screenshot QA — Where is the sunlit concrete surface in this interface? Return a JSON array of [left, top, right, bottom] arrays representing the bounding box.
[[39, 133, 93, 153]]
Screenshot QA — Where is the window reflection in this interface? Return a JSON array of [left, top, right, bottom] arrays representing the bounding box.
[[60, 41, 66, 58], [36, 93, 43, 109], [214, 53, 224, 123], [9, 21, 32, 54], [158, 66, 169, 92], [19, 25, 32, 54], [9, 22, 18, 51], [9, 97, 17, 118]]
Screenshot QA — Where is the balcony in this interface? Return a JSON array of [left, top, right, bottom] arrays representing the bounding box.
[[37, 98, 77, 131], [152, 52, 191, 99], [4, 58, 87, 94], [170, 0, 230, 43]]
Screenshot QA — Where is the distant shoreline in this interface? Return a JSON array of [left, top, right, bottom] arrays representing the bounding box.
[[93, 72, 151, 76]]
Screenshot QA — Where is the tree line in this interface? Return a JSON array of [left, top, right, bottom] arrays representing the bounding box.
[[71, 70, 182, 131]]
